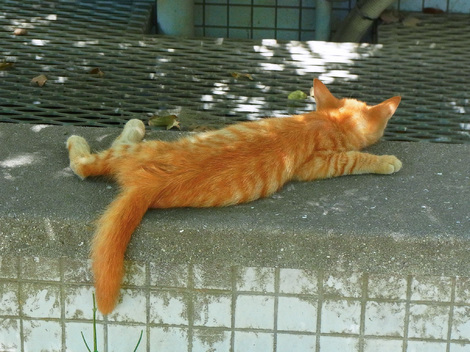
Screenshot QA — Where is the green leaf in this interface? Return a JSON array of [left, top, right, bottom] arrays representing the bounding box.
[[288, 90, 308, 100], [148, 114, 180, 130]]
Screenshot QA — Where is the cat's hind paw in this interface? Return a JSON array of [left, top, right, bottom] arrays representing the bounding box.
[[376, 155, 402, 174], [112, 119, 146, 146], [66, 135, 90, 156], [66, 135, 91, 179]]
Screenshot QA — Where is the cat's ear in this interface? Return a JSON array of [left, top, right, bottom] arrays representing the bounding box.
[[369, 96, 401, 121], [313, 79, 339, 110]]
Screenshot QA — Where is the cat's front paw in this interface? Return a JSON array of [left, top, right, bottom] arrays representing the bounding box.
[[376, 155, 402, 174]]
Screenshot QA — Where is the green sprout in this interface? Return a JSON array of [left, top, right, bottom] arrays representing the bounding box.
[[81, 293, 144, 352]]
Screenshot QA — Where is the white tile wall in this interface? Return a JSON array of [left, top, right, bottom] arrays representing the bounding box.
[[194, 0, 469, 40], [3, 255, 470, 351]]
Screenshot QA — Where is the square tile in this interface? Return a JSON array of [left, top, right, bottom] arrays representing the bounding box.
[[323, 272, 363, 298], [0, 319, 20, 351], [65, 322, 105, 352], [451, 306, 470, 340], [122, 261, 146, 286], [194, 293, 232, 327], [65, 285, 104, 320], [364, 301, 406, 337], [424, 0, 446, 11], [408, 304, 450, 339], [150, 290, 188, 325], [205, 27, 228, 38], [229, 28, 251, 39], [205, 5, 228, 26], [363, 338, 403, 352], [276, 8, 300, 30], [21, 256, 60, 281], [21, 283, 61, 318], [279, 268, 317, 295], [0, 282, 19, 316], [107, 288, 147, 323], [410, 276, 452, 302], [23, 320, 62, 351], [276, 29, 298, 41], [236, 267, 275, 293], [151, 327, 188, 352], [108, 324, 146, 352], [253, 29, 276, 39], [193, 264, 232, 290], [63, 258, 92, 284], [277, 333, 316, 352], [367, 274, 407, 300], [193, 329, 231, 352], [235, 295, 275, 329], [150, 263, 188, 288], [449, 0, 470, 13], [398, 0, 423, 11], [321, 300, 361, 334], [229, 6, 251, 27], [450, 342, 470, 352], [455, 276, 470, 303], [406, 340, 447, 352], [0, 256, 18, 278], [253, 7, 275, 28], [277, 296, 316, 332], [234, 331, 273, 352], [301, 8, 315, 30], [319, 336, 359, 352]]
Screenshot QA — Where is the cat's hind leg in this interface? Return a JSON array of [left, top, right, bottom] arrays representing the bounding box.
[[111, 119, 146, 147]]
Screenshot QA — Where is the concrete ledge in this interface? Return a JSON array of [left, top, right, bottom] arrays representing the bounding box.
[[1, 123, 469, 275]]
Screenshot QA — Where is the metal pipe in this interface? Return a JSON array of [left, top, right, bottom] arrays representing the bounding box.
[[332, 0, 396, 42], [157, 0, 194, 36]]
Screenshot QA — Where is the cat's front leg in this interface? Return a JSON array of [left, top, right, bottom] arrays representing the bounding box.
[[293, 151, 402, 181], [373, 154, 402, 174]]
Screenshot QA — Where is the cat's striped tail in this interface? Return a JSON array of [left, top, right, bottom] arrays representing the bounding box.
[[91, 188, 150, 314]]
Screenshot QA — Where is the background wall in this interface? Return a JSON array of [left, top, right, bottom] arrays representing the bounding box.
[[193, 0, 470, 40]]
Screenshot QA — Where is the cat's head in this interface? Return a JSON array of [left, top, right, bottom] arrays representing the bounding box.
[[313, 79, 401, 146]]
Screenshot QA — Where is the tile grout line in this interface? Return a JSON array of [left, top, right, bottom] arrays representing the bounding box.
[[60, 257, 66, 351], [446, 276, 457, 352], [17, 256, 25, 352], [315, 269, 324, 352], [358, 273, 368, 352], [188, 264, 195, 352], [146, 261, 151, 352], [273, 267, 280, 352], [231, 266, 238, 352], [402, 275, 413, 352]]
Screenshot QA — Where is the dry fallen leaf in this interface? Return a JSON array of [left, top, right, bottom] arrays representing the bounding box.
[[13, 28, 28, 36], [423, 7, 445, 14], [148, 114, 180, 130], [231, 72, 253, 80], [31, 74, 48, 87], [288, 90, 308, 100], [89, 67, 104, 77], [402, 16, 421, 27], [0, 61, 15, 70], [380, 9, 402, 24]]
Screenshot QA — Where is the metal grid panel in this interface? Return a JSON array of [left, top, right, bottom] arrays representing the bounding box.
[[0, 0, 154, 36], [1, 2, 469, 143]]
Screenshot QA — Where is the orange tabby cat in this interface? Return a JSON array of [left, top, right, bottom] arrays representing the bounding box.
[[66, 79, 402, 314]]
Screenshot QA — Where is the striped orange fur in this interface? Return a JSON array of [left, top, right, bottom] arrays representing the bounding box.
[[66, 79, 402, 314]]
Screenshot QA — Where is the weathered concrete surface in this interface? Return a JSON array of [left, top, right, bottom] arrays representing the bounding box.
[[0, 123, 469, 275]]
